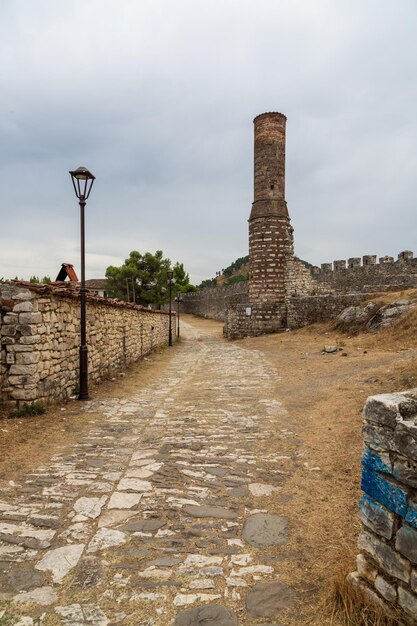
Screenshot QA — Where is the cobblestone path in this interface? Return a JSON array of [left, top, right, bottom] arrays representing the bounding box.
[[0, 319, 302, 626]]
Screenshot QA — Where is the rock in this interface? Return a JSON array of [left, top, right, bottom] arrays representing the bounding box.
[[35, 544, 84, 583], [98, 510, 136, 528], [55, 603, 109, 625], [248, 483, 281, 496], [121, 518, 165, 533], [367, 301, 414, 330], [246, 581, 297, 617], [173, 604, 238, 625], [107, 492, 142, 509], [117, 478, 152, 492], [173, 593, 222, 607], [5, 565, 44, 591], [14, 585, 58, 606], [73, 496, 107, 519], [183, 505, 238, 519], [323, 345, 337, 353], [242, 513, 289, 547], [87, 528, 127, 553], [68, 556, 103, 589], [333, 303, 378, 332]]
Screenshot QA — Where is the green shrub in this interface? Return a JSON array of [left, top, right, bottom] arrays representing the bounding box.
[[9, 402, 46, 418]]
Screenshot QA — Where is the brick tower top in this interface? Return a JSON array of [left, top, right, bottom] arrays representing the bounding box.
[[250, 111, 288, 220]]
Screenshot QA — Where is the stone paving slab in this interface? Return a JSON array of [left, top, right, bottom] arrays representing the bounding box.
[[0, 320, 300, 625]]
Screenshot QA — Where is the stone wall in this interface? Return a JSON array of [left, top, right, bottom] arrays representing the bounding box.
[[312, 251, 417, 293], [182, 282, 248, 322], [0, 282, 172, 407], [286, 293, 364, 328], [349, 390, 417, 624]]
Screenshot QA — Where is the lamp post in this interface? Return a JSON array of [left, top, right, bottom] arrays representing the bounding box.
[[69, 166, 95, 400], [167, 268, 173, 346], [174, 294, 183, 337]]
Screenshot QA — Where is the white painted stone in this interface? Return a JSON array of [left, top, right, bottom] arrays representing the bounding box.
[[14, 586, 58, 605], [35, 544, 84, 583], [248, 483, 281, 496], [117, 478, 152, 492], [73, 496, 107, 519], [107, 492, 142, 509], [173, 593, 222, 606], [87, 528, 127, 553]]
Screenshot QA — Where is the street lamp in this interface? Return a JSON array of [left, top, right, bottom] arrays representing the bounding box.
[[167, 268, 174, 346], [174, 294, 184, 337], [69, 166, 95, 400]]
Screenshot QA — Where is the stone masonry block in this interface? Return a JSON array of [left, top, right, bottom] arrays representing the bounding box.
[[405, 498, 417, 529], [11, 388, 38, 401], [398, 585, 417, 619], [356, 553, 377, 583], [16, 324, 38, 336], [393, 455, 417, 489], [16, 352, 40, 365], [358, 530, 410, 583], [359, 495, 395, 539], [411, 569, 417, 593], [364, 393, 405, 429], [13, 301, 34, 312], [396, 525, 417, 564], [9, 364, 37, 376], [12, 289, 35, 300], [374, 574, 397, 603], [18, 312, 42, 324], [394, 419, 417, 462], [363, 421, 395, 453], [361, 467, 407, 517], [362, 447, 392, 475]]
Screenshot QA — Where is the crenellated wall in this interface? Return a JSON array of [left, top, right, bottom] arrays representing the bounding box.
[[312, 251, 417, 293], [0, 282, 173, 407], [349, 390, 417, 624]]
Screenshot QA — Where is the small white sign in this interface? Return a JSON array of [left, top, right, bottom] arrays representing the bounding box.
[[245, 307, 252, 317]]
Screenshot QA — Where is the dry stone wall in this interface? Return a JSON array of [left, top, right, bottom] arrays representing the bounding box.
[[349, 390, 417, 624], [0, 283, 171, 407], [182, 282, 248, 322]]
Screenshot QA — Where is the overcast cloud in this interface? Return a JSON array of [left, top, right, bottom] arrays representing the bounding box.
[[1, 0, 416, 284]]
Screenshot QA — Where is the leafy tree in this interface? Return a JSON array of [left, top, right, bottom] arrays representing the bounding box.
[[105, 251, 196, 306]]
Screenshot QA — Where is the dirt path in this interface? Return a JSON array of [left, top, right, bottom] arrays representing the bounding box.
[[0, 315, 415, 626]]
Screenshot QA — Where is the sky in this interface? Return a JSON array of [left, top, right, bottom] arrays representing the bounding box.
[[1, 0, 416, 285]]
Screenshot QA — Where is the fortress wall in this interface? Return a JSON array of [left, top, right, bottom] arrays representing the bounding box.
[[0, 283, 171, 407], [349, 390, 417, 624], [182, 282, 248, 322], [286, 293, 364, 328], [312, 253, 417, 293]]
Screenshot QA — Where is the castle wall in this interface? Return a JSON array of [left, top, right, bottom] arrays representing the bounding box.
[[313, 252, 417, 293], [349, 390, 417, 624], [181, 282, 248, 322], [0, 283, 172, 407]]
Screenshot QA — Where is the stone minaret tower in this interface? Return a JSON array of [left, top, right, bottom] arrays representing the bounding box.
[[248, 112, 293, 321]]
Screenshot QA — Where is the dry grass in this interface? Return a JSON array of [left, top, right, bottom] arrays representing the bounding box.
[[320, 564, 402, 626]]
